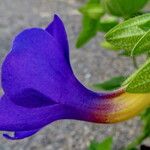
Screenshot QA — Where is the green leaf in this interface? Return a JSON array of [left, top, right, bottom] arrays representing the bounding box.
[[88, 137, 113, 150], [131, 30, 150, 56], [101, 0, 148, 17], [76, 0, 102, 48], [141, 107, 150, 137], [98, 16, 118, 32], [92, 76, 126, 91], [87, 0, 101, 4], [101, 41, 120, 51], [141, 108, 150, 123], [76, 16, 99, 48], [118, 50, 131, 57], [123, 58, 150, 93], [105, 14, 150, 51], [125, 107, 150, 150], [79, 0, 103, 20], [79, 4, 104, 20]]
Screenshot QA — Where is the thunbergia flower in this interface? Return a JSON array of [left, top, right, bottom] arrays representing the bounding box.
[[0, 15, 150, 140]]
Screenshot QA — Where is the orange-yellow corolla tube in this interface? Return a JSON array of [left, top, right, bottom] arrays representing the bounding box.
[[90, 88, 150, 123], [107, 90, 150, 123]]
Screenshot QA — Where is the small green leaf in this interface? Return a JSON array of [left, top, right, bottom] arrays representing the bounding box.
[[131, 30, 150, 56], [125, 107, 150, 150], [76, 0, 102, 48], [141, 107, 150, 137], [88, 137, 113, 150], [76, 17, 99, 48], [87, 0, 100, 4], [79, 4, 104, 20], [105, 14, 150, 51], [141, 108, 150, 122], [76, 0, 104, 48], [101, 0, 148, 17], [123, 58, 150, 93], [98, 16, 118, 32], [92, 76, 126, 91]]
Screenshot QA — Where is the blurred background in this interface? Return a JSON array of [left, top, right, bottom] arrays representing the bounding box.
[[0, 0, 148, 150]]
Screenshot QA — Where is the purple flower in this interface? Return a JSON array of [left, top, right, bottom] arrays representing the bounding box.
[[0, 15, 149, 140]]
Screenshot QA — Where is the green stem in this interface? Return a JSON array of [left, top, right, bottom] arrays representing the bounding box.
[[124, 133, 148, 150], [132, 57, 138, 69], [147, 52, 150, 59]]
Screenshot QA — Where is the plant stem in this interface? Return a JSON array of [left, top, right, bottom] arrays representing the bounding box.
[[124, 133, 148, 150], [147, 52, 150, 59], [132, 57, 138, 69]]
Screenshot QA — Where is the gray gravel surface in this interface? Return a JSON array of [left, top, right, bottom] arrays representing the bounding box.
[[0, 0, 145, 150]]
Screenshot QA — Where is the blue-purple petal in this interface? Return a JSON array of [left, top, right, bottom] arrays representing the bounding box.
[[2, 28, 73, 106], [0, 15, 107, 140], [3, 129, 39, 140], [0, 95, 82, 132], [46, 15, 70, 65], [2, 26, 100, 108]]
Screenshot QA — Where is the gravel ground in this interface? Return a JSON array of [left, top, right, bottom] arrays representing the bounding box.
[[0, 0, 145, 150]]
